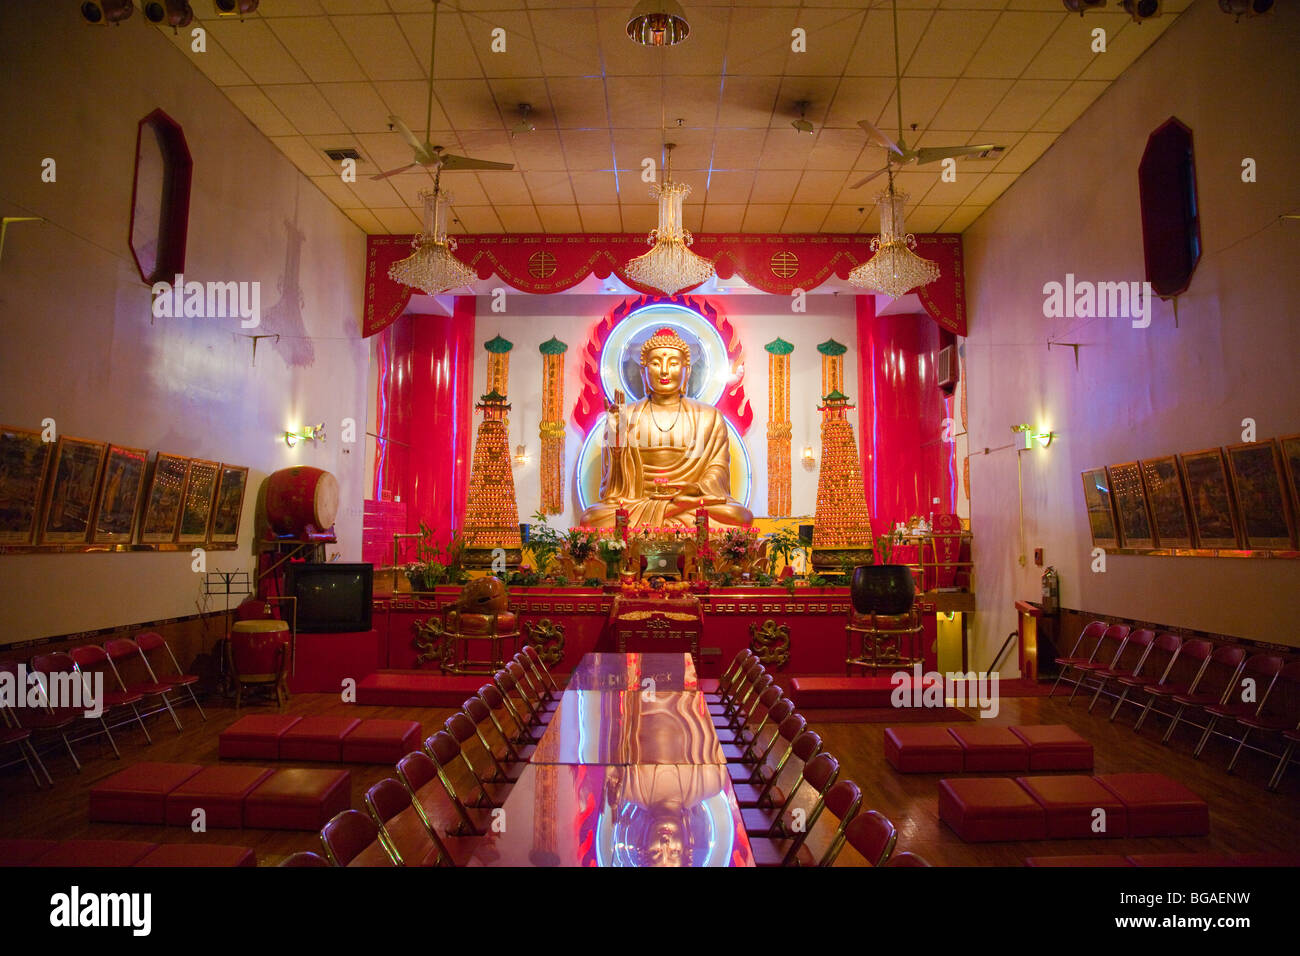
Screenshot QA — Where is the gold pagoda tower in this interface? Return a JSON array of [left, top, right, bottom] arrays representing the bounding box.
[[810, 389, 874, 569]]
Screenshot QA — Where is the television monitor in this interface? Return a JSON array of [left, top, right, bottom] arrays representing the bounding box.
[[286, 562, 373, 633]]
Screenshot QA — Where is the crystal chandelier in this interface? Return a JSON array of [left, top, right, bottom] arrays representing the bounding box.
[[848, 171, 941, 299], [624, 144, 715, 295], [388, 184, 476, 295]]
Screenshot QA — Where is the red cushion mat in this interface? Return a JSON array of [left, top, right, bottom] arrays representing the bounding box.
[[244, 768, 351, 830], [33, 840, 158, 867], [278, 716, 362, 762], [165, 765, 275, 828], [1015, 775, 1128, 839], [883, 726, 964, 773], [789, 675, 940, 709], [89, 762, 204, 824], [341, 719, 423, 764], [0, 839, 60, 866], [948, 725, 1029, 772], [354, 671, 488, 707], [1094, 773, 1209, 837], [135, 844, 257, 867], [938, 777, 1046, 842], [1008, 724, 1094, 771], [219, 714, 302, 760]]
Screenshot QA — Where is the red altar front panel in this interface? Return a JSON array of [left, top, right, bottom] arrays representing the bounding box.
[[373, 587, 939, 678]]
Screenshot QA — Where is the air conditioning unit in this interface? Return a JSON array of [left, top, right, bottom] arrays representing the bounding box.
[[936, 344, 959, 392]]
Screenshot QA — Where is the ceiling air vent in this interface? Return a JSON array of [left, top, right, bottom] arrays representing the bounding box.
[[323, 147, 361, 162]]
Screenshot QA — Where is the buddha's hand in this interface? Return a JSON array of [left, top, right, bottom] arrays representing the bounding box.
[[667, 495, 726, 517], [604, 389, 626, 445]]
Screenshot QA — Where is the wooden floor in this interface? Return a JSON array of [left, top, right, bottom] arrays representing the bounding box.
[[1, 684, 1296, 867]]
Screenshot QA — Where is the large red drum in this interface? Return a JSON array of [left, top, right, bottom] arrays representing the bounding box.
[[265, 466, 339, 540]]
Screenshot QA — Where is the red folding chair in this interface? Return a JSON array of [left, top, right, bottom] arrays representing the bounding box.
[[34, 651, 141, 758], [1066, 624, 1131, 704], [1194, 654, 1284, 759], [1162, 644, 1247, 744], [320, 809, 387, 867], [0, 679, 51, 788], [279, 851, 330, 867], [134, 632, 206, 720], [843, 810, 898, 867], [397, 750, 479, 860], [1111, 632, 1182, 721], [365, 777, 449, 867], [104, 638, 182, 732], [1049, 621, 1107, 698], [1085, 628, 1155, 713], [1134, 638, 1212, 733], [0, 660, 81, 772], [1230, 660, 1300, 776]]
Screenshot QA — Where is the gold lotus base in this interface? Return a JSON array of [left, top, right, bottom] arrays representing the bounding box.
[[811, 547, 875, 570]]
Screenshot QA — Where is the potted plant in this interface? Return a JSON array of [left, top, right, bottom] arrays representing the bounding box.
[[597, 531, 627, 579], [849, 531, 915, 616], [404, 523, 468, 592], [764, 522, 803, 578]]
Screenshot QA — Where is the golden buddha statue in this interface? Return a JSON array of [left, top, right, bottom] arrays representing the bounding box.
[[579, 327, 753, 528]]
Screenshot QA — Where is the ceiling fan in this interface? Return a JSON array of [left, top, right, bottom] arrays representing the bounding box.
[[371, 0, 514, 181], [850, 0, 1006, 189]]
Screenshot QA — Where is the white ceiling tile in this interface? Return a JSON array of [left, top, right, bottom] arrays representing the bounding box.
[[1080, 17, 1176, 81], [163, 29, 251, 87], [879, 77, 959, 133], [821, 205, 872, 233], [938, 205, 988, 232], [559, 132, 615, 171], [448, 205, 504, 234], [701, 205, 746, 233], [467, 10, 546, 79], [846, 8, 932, 76], [373, 81, 452, 132], [568, 171, 620, 205], [578, 206, 623, 233], [742, 205, 789, 232], [620, 205, 658, 233], [930, 78, 1015, 131], [546, 77, 611, 129], [371, 207, 425, 234], [908, 11, 1001, 77], [1022, 14, 1125, 81], [204, 19, 310, 85], [1036, 80, 1108, 132], [921, 171, 987, 205], [266, 17, 366, 83], [782, 204, 831, 233], [309, 174, 361, 207], [965, 172, 1018, 204], [702, 171, 755, 204], [262, 84, 350, 135], [793, 170, 847, 204], [494, 206, 545, 233], [346, 177, 406, 207], [317, 82, 392, 133], [989, 130, 1057, 172], [904, 205, 959, 232], [965, 12, 1065, 78], [342, 207, 386, 233], [223, 87, 297, 138], [536, 205, 584, 232], [981, 79, 1069, 129], [269, 135, 337, 177], [335, 14, 425, 82], [751, 170, 800, 205], [525, 170, 575, 205], [710, 130, 769, 170]]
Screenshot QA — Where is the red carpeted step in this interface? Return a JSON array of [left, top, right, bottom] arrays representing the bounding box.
[[883, 726, 964, 773], [1094, 773, 1209, 837], [89, 762, 204, 824], [164, 765, 275, 828], [789, 675, 939, 709], [948, 725, 1030, 772], [33, 840, 158, 867], [244, 768, 351, 830], [938, 777, 1046, 842], [278, 716, 362, 762], [135, 844, 257, 867], [1015, 775, 1128, 839], [354, 671, 488, 707], [1008, 724, 1094, 771], [219, 714, 302, 760], [341, 719, 423, 764]]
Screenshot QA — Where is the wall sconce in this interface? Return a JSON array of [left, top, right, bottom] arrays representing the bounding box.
[[513, 444, 530, 468], [1034, 430, 1057, 448], [801, 444, 816, 471], [1012, 424, 1056, 449], [285, 423, 325, 448]]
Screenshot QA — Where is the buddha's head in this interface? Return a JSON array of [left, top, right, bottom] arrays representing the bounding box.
[[640, 327, 691, 399]]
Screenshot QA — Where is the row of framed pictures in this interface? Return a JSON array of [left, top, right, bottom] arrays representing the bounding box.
[[1082, 435, 1300, 553], [0, 425, 249, 549]]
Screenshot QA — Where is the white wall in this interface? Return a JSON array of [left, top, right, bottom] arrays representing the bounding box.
[[963, 0, 1300, 667], [0, 6, 368, 643], [466, 294, 862, 525]]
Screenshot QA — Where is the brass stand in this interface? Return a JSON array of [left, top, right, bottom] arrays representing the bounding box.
[[845, 608, 922, 674]]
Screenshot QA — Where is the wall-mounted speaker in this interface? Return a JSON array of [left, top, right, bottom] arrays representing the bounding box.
[[82, 1, 135, 24]]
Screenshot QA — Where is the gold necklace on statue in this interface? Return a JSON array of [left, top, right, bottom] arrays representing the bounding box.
[[648, 399, 683, 433]]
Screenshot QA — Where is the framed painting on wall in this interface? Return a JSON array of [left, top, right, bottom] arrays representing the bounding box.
[[1107, 461, 1155, 549], [1277, 433, 1300, 534], [40, 437, 109, 544], [1178, 448, 1240, 549], [1224, 440, 1295, 550], [0, 425, 53, 544], [91, 444, 149, 544], [209, 464, 248, 544], [1080, 468, 1119, 549], [1139, 456, 1193, 549], [141, 453, 190, 544], [177, 458, 219, 544]]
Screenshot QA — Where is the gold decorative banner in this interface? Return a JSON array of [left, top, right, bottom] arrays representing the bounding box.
[[765, 338, 793, 517], [484, 334, 513, 399], [818, 338, 846, 398], [539, 336, 568, 514]]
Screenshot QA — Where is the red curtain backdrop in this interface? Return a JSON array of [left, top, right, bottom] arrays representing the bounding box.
[[369, 299, 475, 548], [364, 233, 965, 338], [857, 297, 957, 536]]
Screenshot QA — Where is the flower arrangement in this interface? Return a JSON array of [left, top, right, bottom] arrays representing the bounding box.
[[404, 522, 468, 591], [717, 526, 760, 563], [559, 526, 600, 565]]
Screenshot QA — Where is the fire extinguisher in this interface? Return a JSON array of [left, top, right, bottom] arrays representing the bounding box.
[[1041, 566, 1060, 615]]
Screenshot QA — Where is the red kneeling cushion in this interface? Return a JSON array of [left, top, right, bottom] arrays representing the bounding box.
[[89, 762, 204, 824], [34, 840, 158, 867], [0, 839, 60, 866], [1008, 724, 1094, 771], [1095, 773, 1209, 837], [219, 714, 302, 760], [1015, 775, 1128, 839], [789, 676, 934, 709], [165, 765, 275, 828], [883, 726, 964, 773], [938, 777, 1046, 842], [278, 716, 362, 762], [135, 844, 257, 867], [341, 719, 423, 764], [244, 768, 351, 830], [948, 725, 1029, 772]]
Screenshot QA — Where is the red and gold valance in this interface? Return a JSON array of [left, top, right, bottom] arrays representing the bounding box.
[[363, 233, 966, 338]]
